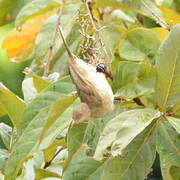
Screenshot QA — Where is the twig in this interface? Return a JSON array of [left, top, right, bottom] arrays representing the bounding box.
[[43, 147, 64, 169], [84, 0, 109, 61], [43, 2, 65, 76]]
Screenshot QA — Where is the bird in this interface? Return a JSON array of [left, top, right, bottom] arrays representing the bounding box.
[[58, 26, 114, 123]]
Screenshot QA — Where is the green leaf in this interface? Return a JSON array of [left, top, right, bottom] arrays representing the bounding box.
[[112, 61, 155, 99], [4, 76, 75, 179], [88, 120, 156, 180], [160, 158, 180, 180], [119, 28, 160, 62], [0, 123, 12, 149], [39, 93, 77, 142], [32, 74, 51, 93], [95, 0, 167, 27], [0, 149, 9, 170], [100, 22, 121, 60], [43, 138, 66, 163], [39, 99, 80, 151], [172, 100, 180, 117], [155, 24, 180, 112], [94, 108, 160, 160], [63, 148, 101, 180], [33, 4, 81, 76], [170, 165, 180, 180], [15, 0, 60, 26], [167, 116, 180, 134], [35, 168, 61, 179], [64, 108, 124, 170], [0, 83, 26, 130], [156, 118, 180, 167], [64, 123, 87, 170], [34, 14, 58, 63], [0, 0, 18, 25]]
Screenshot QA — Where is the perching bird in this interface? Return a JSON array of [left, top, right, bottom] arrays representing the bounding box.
[[58, 26, 114, 123]]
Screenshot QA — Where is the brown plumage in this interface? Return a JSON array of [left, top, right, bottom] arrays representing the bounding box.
[[59, 26, 114, 123]]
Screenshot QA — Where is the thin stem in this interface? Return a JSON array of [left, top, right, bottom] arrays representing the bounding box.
[[43, 2, 65, 76], [84, 0, 109, 61], [43, 147, 64, 169]]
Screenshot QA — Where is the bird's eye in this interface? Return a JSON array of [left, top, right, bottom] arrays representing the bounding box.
[[96, 63, 107, 73]]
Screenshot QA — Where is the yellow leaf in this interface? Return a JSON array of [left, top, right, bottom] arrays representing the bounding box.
[[160, 7, 180, 26], [151, 27, 169, 41]]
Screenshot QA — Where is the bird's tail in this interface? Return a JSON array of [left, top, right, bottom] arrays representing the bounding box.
[[58, 25, 74, 60]]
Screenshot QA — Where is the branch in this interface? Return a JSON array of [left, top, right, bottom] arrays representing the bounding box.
[[43, 2, 65, 76], [84, 0, 109, 61], [43, 147, 64, 169]]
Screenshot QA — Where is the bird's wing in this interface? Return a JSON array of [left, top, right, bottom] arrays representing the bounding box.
[[69, 59, 104, 108]]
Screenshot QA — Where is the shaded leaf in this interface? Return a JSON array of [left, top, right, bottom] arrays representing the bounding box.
[[0, 149, 9, 170], [64, 123, 87, 170], [0, 83, 25, 130], [155, 24, 180, 112], [0, 0, 17, 25], [34, 14, 58, 63], [63, 148, 101, 180], [170, 165, 180, 180], [112, 61, 155, 99], [119, 28, 160, 62], [156, 118, 180, 167], [0, 123, 12, 149], [94, 108, 160, 160]]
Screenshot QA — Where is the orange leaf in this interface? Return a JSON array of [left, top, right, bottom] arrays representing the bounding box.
[[2, 11, 54, 62]]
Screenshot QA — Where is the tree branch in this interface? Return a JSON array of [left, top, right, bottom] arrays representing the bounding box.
[[43, 2, 65, 76]]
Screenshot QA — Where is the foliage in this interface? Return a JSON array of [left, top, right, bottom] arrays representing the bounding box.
[[0, 0, 180, 180]]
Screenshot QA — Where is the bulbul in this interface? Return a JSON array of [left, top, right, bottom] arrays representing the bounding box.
[[59, 26, 114, 123]]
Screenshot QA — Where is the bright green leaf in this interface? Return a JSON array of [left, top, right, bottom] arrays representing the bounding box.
[[0, 83, 26, 130], [43, 138, 66, 163], [35, 168, 61, 179]]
